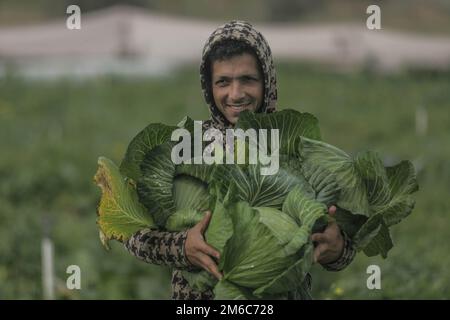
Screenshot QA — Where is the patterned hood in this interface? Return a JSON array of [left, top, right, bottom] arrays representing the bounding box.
[[200, 20, 277, 132]]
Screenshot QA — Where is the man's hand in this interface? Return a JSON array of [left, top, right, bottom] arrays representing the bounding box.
[[311, 205, 344, 265], [185, 210, 223, 280]]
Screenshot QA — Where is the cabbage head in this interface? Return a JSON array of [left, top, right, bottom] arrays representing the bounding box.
[[93, 109, 418, 298]]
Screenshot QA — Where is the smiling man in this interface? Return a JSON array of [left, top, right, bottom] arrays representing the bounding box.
[[124, 21, 356, 300], [210, 49, 263, 124]]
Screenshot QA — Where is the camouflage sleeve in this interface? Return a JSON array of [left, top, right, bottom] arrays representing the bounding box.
[[124, 228, 196, 270], [322, 230, 356, 272]]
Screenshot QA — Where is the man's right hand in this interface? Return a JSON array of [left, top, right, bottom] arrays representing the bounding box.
[[185, 210, 223, 280]]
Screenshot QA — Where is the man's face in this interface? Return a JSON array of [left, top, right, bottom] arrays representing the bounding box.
[[211, 53, 264, 125]]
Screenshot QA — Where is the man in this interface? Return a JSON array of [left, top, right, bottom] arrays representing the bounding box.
[[124, 21, 355, 300]]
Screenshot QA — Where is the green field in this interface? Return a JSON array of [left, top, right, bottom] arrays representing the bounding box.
[[0, 63, 449, 299]]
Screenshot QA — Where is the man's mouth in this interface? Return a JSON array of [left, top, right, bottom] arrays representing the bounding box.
[[227, 103, 251, 111]]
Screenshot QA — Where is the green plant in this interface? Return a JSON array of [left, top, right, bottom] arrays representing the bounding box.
[[94, 109, 418, 299]]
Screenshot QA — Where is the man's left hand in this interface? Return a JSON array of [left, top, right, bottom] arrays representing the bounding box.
[[311, 205, 344, 265]]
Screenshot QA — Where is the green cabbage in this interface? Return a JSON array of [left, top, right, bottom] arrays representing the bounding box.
[[93, 109, 418, 298], [93, 157, 155, 248]]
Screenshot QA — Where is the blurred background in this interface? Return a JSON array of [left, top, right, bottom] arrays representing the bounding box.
[[0, 0, 449, 299]]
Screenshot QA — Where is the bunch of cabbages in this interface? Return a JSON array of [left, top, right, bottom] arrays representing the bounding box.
[[94, 109, 418, 299]]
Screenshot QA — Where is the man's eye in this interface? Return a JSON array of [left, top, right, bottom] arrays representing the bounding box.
[[216, 80, 228, 86], [242, 77, 258, 83]]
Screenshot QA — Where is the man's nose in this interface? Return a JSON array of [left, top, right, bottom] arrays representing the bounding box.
[[229, 81, 245, 101]]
